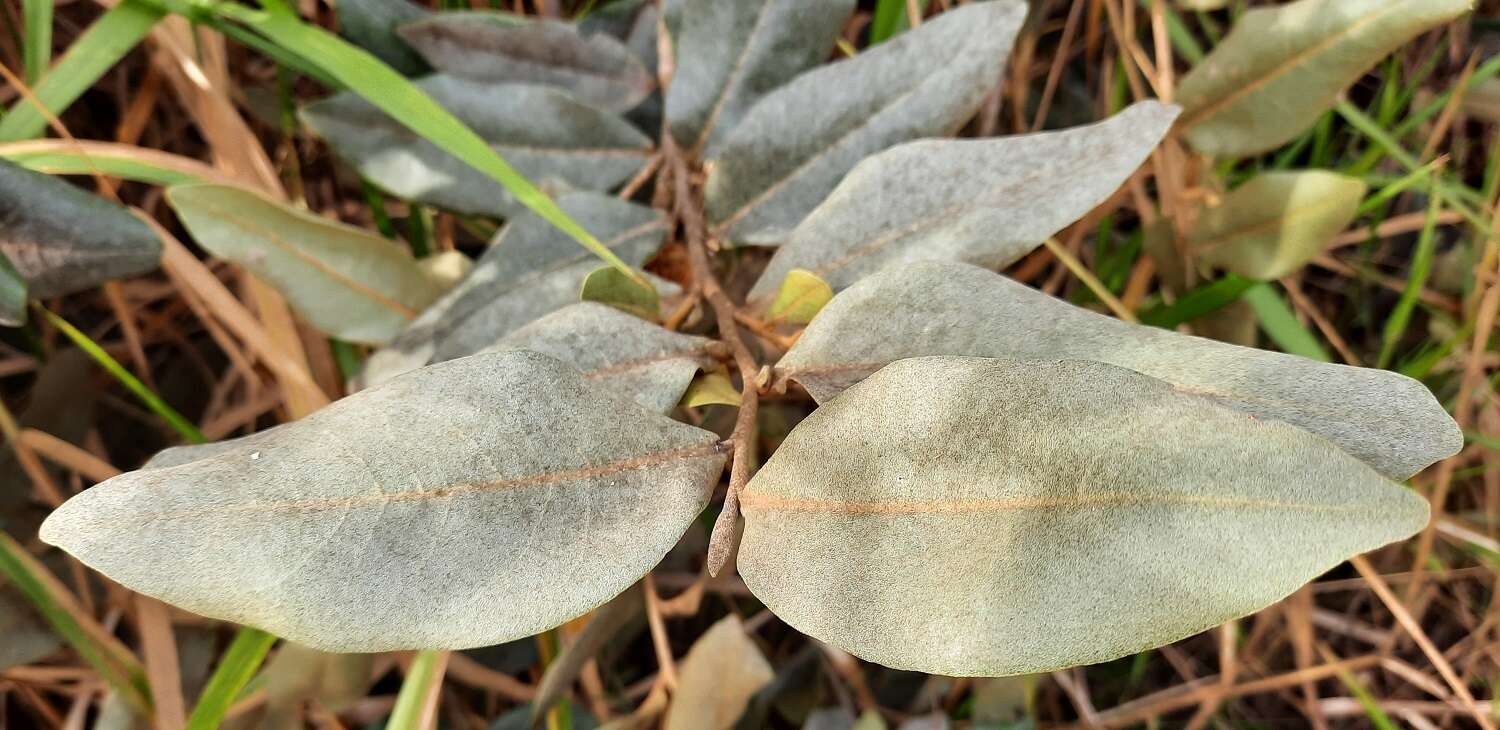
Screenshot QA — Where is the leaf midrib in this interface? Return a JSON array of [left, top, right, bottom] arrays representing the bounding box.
[[1179, 0, 1422, 130], [740, 491, 1376, 514], [134, 442, 724, 522]]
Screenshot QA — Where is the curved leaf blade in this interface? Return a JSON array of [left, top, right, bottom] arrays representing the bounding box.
[[399, 13, 654, 112], [747, 101, 1178, 300], [487, 302, 718, 414], [357, 192, 669, 389], [167, 183, 445, 345], [302, 76, 652, 219], [41, 351, 727, 652], [739, 356, 1429, 676], [666, 0, 854, 151], [703, 0, 1026, 246], [0, 159, 160, 298], [777, 261, 1460, 479], [1193, 170, 1367, 281], [1177, 0, 1472, 157]]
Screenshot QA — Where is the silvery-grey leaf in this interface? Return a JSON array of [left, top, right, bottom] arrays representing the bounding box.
[[0, 249, 24, 327], [0, 159, 160, 298], [141, 423, 293, 471], [488, 303, 718, 414], [666, 0, 854, 152], [167, 183, 446, 345], [702, 1, 1026, 246], [748, 101, 1178, 301], [357, 192, 669, 389], [41, 351, 727, 652], [777, 261, 1460, 480], [398, 13, 655, 112], [739, 356, 1429, 676], [301, 77, 652, 218], [336, 0, 430, 76], [0, 588, 59, 671]]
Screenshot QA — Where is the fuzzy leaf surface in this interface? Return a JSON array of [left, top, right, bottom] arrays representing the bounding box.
[[778, 261, 1460, 479], [739, 356, 1429, 676], [42, 351, 726, 652]]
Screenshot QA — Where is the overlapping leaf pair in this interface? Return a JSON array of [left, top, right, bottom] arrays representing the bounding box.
[[38, 0, 1465, 680]]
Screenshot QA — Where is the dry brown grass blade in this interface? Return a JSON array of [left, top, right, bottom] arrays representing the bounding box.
[[1350, 555, 1495, 730], [134, 595, 185, 730], [18, 428, 118, 484]]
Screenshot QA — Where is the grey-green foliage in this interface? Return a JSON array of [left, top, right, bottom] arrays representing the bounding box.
[[702, 0, 1026, 246], [398, 13, 654, 112], [748, 101, 1179, 302], [335, 0, 430, 76], [41, 351, 727, 652], [357, 192, 669, 389], [0, 251, 25, 327], [738, 356, 1429, 676], [778, 261, 1460, 480], [167, 183, 446, 345], [0, 158, 159, 298], [301, 76, 651, 218], [0, 588, 59, 671], [1177, 0, 1472, 157], [1192, 170, 1367, 281], [665, 0, 854, 152], [487, 303, 718, 414]]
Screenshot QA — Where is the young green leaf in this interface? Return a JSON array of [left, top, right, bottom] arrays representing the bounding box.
[[1176, 0, 1473, 157], [767, 269, 834, 325], [739, 356, 1429, 676], [487, 302, 719, 414], [357, 192, 669, 388], [703, 0, 1026, 246], [579, 266, 662, 321], [747, 101, 1178, 300], [661, 615, 773, 730], [1192, 171, 1367, 281], [302, 76, 652, 219], [166, 183, 445, 345], [0, 160, 160, 297], [398, 13, 654, 112], [777, 261, 1460, 479], [41, 351, 727, 652], [681, 371, 741, 408], [336, 0, 430, 76], [666, 0, 854, 151]]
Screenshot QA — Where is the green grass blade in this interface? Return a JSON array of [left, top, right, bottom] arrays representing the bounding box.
[[0, 147, 216, 186], [0, 0, 165, 142], [1134, 0, 1204, 64], [1375, 190, 1442, 369], [208, 3, 646, 286], [39, 307, 206, 444], [1243, 283, 1331, 362], [869, 0, 930, 43], [185, 627, 276, 730], [388, 650, 448, 730], [22, 0, 52, 85], [1138, 275, 1255, 329], [0, 532, 153, 716]]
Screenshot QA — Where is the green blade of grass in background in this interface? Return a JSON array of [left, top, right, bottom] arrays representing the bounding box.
[[387, 650, 448, 730], [0, 147, 219, 186], [185, 627, 277, 730], [39, 307, 206, 444], [1138, 275, 1256, 329], [22, 0, 52, 85], [0, 532, 154, 716], [1243, 283, 1332, 362], [205, 3, 647, 287], [1376, 189, 1443, 369], [869, 0, 931, 43], [0, 0, 165, 141]]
